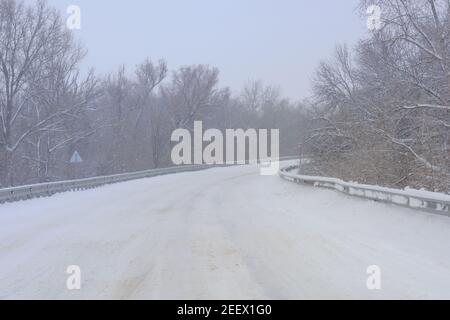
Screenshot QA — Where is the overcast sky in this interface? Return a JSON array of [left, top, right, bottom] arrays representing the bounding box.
[[44, 0, 367, 100]]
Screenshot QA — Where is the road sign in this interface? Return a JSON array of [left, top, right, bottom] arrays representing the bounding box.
[[70, 150, 83, 164]]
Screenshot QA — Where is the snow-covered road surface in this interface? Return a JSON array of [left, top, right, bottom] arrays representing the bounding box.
[[1, 162, 450, 300]]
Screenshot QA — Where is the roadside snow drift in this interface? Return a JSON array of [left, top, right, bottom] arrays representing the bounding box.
[[1, 162, 450, 299]]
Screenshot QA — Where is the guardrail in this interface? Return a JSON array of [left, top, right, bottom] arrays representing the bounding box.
[[0, 156, 299, 204], [280, 165, 450, 216], [0, 165, 209, 204]]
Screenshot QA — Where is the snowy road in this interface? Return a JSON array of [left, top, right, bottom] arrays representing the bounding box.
[[1, 162, 450, 299]]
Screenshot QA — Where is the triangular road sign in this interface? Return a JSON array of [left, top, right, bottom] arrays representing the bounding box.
[[70, 150, 83, 164]]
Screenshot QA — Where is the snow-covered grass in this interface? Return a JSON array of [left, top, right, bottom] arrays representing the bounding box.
[[1, 161, 450, 299]]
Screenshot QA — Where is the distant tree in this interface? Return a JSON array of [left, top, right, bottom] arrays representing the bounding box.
[[162, 65, 230, 130], [134, 59, 168, 168]]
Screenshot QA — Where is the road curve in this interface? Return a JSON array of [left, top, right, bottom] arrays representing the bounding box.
[[1, 162, 450, 299]]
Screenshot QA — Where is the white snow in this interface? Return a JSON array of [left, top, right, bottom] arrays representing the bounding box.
[[1, 161, 450, 299], [283, 170, 450, 203]]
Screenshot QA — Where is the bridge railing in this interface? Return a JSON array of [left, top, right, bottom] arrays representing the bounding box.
[[0, 165, 209, 204], [279, 164, 450, 216], [0, 156, 298, 204]]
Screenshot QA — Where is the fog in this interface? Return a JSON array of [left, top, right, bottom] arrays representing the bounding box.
[[43, 0, 366, 100]]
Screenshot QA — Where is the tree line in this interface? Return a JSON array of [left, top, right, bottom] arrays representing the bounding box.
[[2, 0, 448, 193], [304, 0, 450, 192], [0, 0, 306, 187]]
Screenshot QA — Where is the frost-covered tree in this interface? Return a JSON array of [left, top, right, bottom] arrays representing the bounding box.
[[305, 0, 450, 191], [0, 0, 98, 186]]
